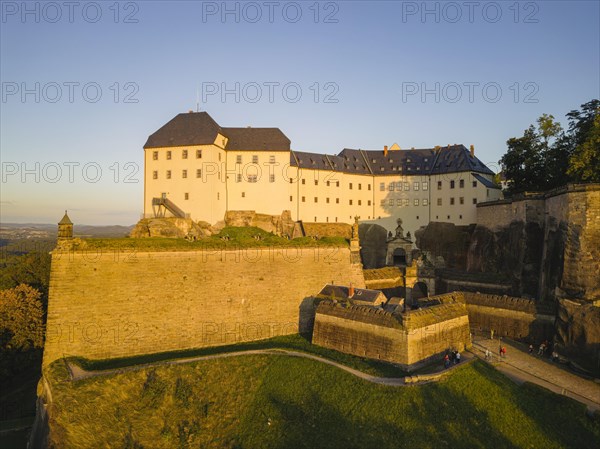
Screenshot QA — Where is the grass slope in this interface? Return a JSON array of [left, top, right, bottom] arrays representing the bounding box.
[[46, 351, 600, 449]]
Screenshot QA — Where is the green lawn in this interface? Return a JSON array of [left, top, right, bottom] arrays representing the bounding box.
[[74, 226, 349, 251], [46, 348, 600, 449]]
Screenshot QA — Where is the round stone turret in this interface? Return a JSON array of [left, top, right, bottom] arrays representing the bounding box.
[[58, 210, 73, 240]]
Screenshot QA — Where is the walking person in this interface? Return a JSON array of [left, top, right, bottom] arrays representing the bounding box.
[[444, 353, 450, 369], [485, 348, 491, 360], [528, 344, 534, 355], [456, 351, 461, 363]]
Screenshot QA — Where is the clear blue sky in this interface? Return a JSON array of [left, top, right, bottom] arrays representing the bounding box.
[[1, 1, 598, 225]]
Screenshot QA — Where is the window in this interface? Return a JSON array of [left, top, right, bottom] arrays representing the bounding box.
[[290, 196, 293, 202], [473, 198, 477, 204], [388, 183, 394, 191], [336, 181, 340, 187], [217, 192, 220, 200], [184, 193, 189, 200], [397, 199, 402, 206], [368, 184, 371, 190], [423, 199, 429, 206], [269, 174, 275, 183], [459, 179, 464, 188], [336, 198, 340, 204], [358, 183, 362, 190], [389, 199, 394, 206], [315, 180, 319, 186], [302, 196, 306, 202], [437, 181, 442, 190], [404, 182, 410, 190], [315, 197, 318, 203], [437, 198, 442, 206], [423, 182, 428, 190], [472, 180, 477, 187], [248, 175, 258, 183], [396, 181, 402, 190], [327, 181, 330, 187], [196, 169, 202, 178], [196, 149, 202, 159], [166, 170, 171, 179], [459, 214, 463, 219], [447, 215, 450, 219], [252, 155, 258, 164], [460, 197, 464, 205], [236, 174, 242, 182], [302, 179, 306, 185], [358, 200, 362, 206], [450, 180, 455, 189], [166, 151, 171, 160], [404, 199, 409, 206], [269, 155, 275, 163], [236, 155, 242, 164], [414, 199, 419, 206], [182, 150, 188, 159], [380, 199, 386, 206], [349, 183, 353, 189], [380, 182, 385, 191], [182, 170, 187, 179], [153, 151, 158, 160], [413, 182, 419, 191], [152, 170, 158, 179], [242, 192, 245, 198], [450, 197, 455, 205], [326, 198, 330, 203], [350, 200, 353, 205]]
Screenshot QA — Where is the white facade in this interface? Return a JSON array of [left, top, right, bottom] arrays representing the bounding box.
[[144, 112, 502, 236]]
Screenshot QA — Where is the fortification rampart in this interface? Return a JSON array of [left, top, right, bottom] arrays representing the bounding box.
[[43, 245, 365, 367], [312, 299, 470, 370]]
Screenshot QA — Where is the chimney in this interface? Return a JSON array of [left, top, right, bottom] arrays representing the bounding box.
[[384, 145, 388, 157], [348, 283, 355, 298], [470, 144, 475, 157]]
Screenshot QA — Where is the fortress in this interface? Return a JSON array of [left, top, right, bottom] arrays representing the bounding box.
[[143, 111, 501, 237], [41, 112, 599, 374]]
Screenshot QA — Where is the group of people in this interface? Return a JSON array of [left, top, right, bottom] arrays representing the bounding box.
[[528, 340, 560, 362], [443, 350, 461, 368]]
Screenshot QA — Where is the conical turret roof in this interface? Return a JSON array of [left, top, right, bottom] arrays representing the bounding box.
[[59, 211, 72, 225]]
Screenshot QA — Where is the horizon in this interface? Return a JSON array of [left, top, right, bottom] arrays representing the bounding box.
[[1, 1, 599, 225]]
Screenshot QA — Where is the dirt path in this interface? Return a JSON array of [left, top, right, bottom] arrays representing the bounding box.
[[66, 348, 472, 386]]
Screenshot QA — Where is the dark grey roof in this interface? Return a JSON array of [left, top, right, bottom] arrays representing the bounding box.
[[431, 145, 493, 175], [144, 112, 222, 148], [291, 151, 337, 170], [222, 127, 290, 151], [472, 173, 501, 189], [290, 145, 494, 176], [317, 284, 383, 303]]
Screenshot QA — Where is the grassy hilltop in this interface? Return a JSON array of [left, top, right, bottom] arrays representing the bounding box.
[[45, 337, 600, 449]]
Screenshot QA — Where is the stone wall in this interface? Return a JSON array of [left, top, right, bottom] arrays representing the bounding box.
[[312, 300, 470, 371], [458, 292, 554, 342], [43, 245, 365, 367]]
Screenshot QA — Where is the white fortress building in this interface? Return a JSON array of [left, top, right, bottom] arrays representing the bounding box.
[[143, 111, 501, 236]]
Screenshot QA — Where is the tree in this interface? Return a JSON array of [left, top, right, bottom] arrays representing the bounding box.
[[500, 125, 545, 195], [0, 284, 45, 352], [568, 113, 600, 182]]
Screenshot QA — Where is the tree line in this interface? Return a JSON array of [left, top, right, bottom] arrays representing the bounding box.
[[500, 99, 600, 195]]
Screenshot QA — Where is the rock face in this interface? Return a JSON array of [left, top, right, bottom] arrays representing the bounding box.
[[415, 222, 474, 270], [555, 299, 600, 374], [224, 210, 297, 237], [358, 223, 388, 269], [130, 218, 208, 239]]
